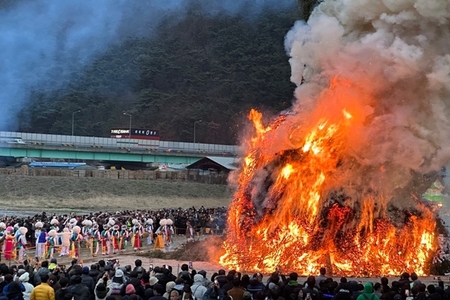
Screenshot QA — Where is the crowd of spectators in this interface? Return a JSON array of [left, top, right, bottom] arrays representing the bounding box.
[[0, 256, 445, 300]]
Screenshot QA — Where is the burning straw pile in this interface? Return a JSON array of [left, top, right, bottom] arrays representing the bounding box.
[[219, 0, 450, 276]]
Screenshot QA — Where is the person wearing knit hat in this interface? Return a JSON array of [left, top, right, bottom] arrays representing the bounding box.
[[124, 283, 136, 297], [150, 277, 159, 286], [19, 271, 34, 299], [163, 281, 176, 299]]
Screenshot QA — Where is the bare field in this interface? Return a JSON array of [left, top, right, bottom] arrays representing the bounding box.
[[0, 175, 232, 212]]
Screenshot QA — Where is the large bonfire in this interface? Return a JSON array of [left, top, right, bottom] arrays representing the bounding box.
[[220, 0, 450, 276]]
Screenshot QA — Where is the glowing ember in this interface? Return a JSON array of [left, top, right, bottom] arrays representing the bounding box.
[[220, 78, 438, 277]]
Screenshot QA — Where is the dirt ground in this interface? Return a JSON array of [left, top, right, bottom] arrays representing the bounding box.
[[0, 175, 232, 213]]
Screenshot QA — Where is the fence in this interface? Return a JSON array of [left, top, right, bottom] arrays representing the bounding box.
[[0, 166, 228, 184]]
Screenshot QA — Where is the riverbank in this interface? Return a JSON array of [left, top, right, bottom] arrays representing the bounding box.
[[0, 175, 232, 212]]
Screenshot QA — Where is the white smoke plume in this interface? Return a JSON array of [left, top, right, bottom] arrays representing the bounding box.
[[276, 0, 450, 206]]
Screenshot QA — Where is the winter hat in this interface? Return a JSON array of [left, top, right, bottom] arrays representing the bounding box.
[[115, 269, 124, 278], [125, 284, 136, 294], [166, 281, 176, 293], [19, 272, 29, 282], [150, 277, 159, 286], [82, 266, 89, 274], [268, 282, 276, 290], [17, 269, 26, 276]]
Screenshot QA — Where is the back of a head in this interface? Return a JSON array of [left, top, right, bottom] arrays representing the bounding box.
[[306, 276, 316, 288], [289, 272, 298, 281], [153, 283, 165, 295], [340, 277, 347, 284], [40, 273, 49, 284], [411, 272, 418, 281], [4, 274, 13, 283], [135, 259, 142, 267], [0, 264, 9, 275], [41, 261, 49, 268], [72, 265, 82, 275], [59, 277, 69, 288], [218, 269, 226, 275], [381, 277, 389, 285], [320, 267, 326, 276], [232, 278, 240, 287], [181, 264, 189, 271], [73, 275, 82, 284]]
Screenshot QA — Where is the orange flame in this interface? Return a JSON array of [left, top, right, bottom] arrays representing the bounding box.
[[220, 78, 437, 276]]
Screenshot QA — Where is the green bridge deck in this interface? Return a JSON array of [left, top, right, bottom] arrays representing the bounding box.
[[0, 144, 204, 164]]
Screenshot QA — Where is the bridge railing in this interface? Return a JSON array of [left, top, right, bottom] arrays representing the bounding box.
[[0, 131, 238, 156]]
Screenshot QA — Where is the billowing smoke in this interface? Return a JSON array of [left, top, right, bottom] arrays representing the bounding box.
[[280, 0, 450, 206], [0, 0, 294, 130]]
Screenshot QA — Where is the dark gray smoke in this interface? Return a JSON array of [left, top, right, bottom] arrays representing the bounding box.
[[0, 0, 294, 130]]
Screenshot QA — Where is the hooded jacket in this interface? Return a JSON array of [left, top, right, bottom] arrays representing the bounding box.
[[356, 283, 380, 300], [191, 274, 208, 300], [95, 278, 112, 300]]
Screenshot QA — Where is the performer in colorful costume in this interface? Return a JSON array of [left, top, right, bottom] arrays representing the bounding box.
[[154, 219, 166, 249], [100, 224, 111, 255], [91, 224, 100, 257], [118, 225, 128, 252], [69, 225, 82, 258], [34, 221, 46, 259], [145, 219, 154, 245], [186, 221, 195, 242], [15, 227, 28, 262], [111, 225, 120, 254], [164, 219, 175, 246], [3, 226, 15, 261], [131, 219, 143, 251], [45, 229, 58, 259], [60, 227, 71, 256], [0, 222, 6, 261]]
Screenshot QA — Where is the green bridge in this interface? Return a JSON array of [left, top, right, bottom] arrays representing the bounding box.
[[0, 144, 205, 165]]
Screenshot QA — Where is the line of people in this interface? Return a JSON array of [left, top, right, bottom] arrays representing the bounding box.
[[0, 206, 227, 263]]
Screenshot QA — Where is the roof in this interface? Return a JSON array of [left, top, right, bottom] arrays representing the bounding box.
[[186, 156, 239, 172]]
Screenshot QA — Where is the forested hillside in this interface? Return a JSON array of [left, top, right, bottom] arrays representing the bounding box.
[[17, 1, 313, 144]]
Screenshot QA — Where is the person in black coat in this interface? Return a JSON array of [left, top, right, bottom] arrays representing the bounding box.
[[68, 275, 91, 300]]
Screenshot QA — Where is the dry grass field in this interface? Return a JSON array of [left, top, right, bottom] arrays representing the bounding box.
[[0, 175, 233, 213]]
